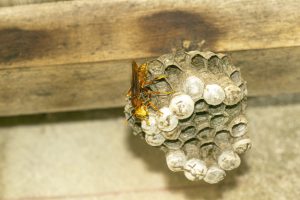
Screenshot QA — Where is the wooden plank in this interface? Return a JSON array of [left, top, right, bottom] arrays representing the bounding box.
[[0, 0, 70, 7], [0, 46, 299, 116], [0, 0, 299, 69]]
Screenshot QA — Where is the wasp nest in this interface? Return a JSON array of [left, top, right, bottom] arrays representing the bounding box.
[[124, 50, 251, 184]]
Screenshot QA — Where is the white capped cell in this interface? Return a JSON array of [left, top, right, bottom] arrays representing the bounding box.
[[145, 133, 165, 146], [141, 114, 158, 135], [218, 150, 241, 171], [161, 126, 181, 140], [204, 166, 226, 184], [157, 107, 178, 132], [233, 138, 252, 154], [166, 150, 187, 172], [169, 94, 194, 119], [183, 76, 205, 100], [184, 158, 207, 181], [223, 84, 243, 105], [203, 84, 225, 105]]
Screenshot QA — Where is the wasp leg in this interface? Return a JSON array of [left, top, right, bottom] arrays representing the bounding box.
[[147, 101, 160, 112], [126, 86, 133, 97], [143, 75, 168, 86], [146, 101, 165, 117], [148, 90, 174, 95]]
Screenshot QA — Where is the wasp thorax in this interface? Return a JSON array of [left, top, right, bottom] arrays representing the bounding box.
[[125, 50, 249, 184]]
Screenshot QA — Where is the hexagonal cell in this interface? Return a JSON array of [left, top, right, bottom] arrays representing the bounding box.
[[179, 112, 195, 127], [215, 130, 230, 139], [163, 139, 184, 150], [151, 79, 172, 92], [232, 136, 252, 154], [241, 99, 247, 112], [124, 109, 133, 122], [217, 150, 241, 171], [165, 65, 183, 89], [221, 55, 231, 66], [183, 138, 199, 146], [148, 60, 165, 76], [225, 103, 242, 117], [165, 149, 187, 172], [195, 99, 208, 112], [216, 53, 226, 59], [152, 95, 170, 109], [214, 130, 230, 147], [194, 112, 210, 129], [208, 104, 226, 115], [200, 51, 217, 59], [207, 56, 222, 74], [174, 49, 187, 65], [183, 75, 205, 101], [161, 126, 181, 140], [191, 54, 206, 70], [239, 82, 248, 97], [228, 115, 248, 138], [232, 121, 247, 137], [230, 70, 242, 85], [223, 84, 243, 106], [203, 83, 226, 106], [200, 142, 217, 158], [126, 114, 134, 125], [196, 127, 214, 141], [158, 53, 175, 67], [149, 80, 173, 108], [179, 126, 197, 142], [131, 122, 143, 136], [210, 114, 229, 129], [145, 132, 165, 146]]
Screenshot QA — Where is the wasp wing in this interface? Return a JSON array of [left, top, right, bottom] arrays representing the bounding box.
[[130, 60, 140, 100]]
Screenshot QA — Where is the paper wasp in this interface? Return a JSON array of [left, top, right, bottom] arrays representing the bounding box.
[[127, 60, 171, 121]]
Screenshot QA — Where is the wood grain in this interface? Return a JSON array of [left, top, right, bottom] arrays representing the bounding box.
[[0, 0, 70, 7], [0, 46, 299, 116], [0, 0, 299, 69]]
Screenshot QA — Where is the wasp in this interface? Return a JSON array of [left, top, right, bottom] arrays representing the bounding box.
[[127, 61, 171, 121]]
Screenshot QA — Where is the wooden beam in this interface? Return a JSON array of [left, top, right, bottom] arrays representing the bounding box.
[[0, 0, 70, 7], [0, 0, 299, 69], [0, 46, 299, 116]]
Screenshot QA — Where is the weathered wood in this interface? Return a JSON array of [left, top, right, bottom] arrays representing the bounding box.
[[0, 0, 70, 7], [0, 0, 299, 69], [0, 46, 299, 116]]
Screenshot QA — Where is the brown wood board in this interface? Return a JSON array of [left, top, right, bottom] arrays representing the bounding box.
[[0, 46, 299, 116], [0, 0, 299, 69]]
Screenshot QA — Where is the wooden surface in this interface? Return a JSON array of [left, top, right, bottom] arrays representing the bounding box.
[[0, 46, 299, 116], [0, 0, 299, 116], [0, 0, 69, 7], [0, 0, 299, 68]]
